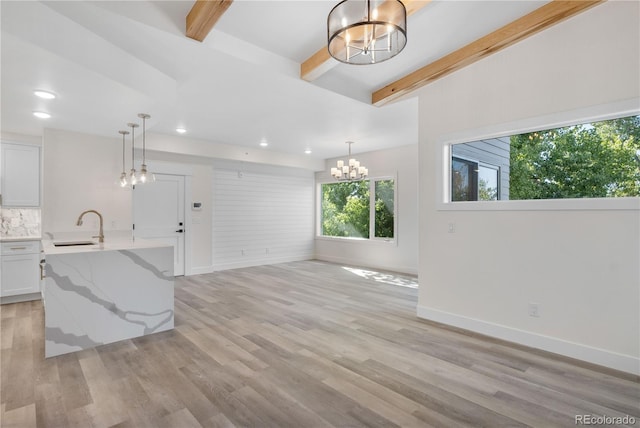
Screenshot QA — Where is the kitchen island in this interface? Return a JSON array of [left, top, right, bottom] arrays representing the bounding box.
[[42, 238, 174, 358]]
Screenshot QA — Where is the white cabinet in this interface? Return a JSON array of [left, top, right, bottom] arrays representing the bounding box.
[[1, 241, 41, 299], [1, 142, 41, 207]]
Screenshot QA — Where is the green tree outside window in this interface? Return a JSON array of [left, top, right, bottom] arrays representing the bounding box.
[[321, 179, 395, 239], [510, 116, 640, 199]]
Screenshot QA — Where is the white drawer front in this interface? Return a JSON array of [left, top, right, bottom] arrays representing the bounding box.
[[1, 241, 41, 255]]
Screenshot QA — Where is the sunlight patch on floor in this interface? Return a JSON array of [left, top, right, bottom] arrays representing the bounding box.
[[342, 266, 418, 289]]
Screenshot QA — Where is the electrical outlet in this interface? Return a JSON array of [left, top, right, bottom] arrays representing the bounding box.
[[528, 303, 540, 318], [111, 220, 117, 229], [448, 222, 455, 233]]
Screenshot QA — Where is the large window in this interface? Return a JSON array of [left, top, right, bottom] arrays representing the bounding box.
[[320, 179, 395, 240], [449, 114, 640, 202]]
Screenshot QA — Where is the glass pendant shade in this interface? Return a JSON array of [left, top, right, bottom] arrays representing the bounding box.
[[328, 0, 407, 65]]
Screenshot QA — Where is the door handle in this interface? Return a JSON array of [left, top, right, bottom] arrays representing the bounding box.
[[176, 229, 184, 233]]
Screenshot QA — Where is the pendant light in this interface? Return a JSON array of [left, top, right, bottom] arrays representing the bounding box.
[[127, 122, 139, 186], [328, 0, 407, 65], [331, 141, 368, 181], [118, 130, 130, 187], [137, 113, 155, 183]]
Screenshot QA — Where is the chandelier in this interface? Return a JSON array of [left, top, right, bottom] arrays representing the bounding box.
[[328, 0, 407, 65], [331, 141, 368, 181], [118, 113, 154, 188]]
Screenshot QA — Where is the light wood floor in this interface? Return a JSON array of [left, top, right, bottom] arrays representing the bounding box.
[[1, 260, 638, 428]]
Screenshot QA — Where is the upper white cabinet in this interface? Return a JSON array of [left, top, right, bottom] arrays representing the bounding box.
[[1, 142, 41, 207]]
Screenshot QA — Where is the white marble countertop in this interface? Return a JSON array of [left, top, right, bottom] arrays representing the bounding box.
[[0, 236, 42, 242], [42, 237, 173, 255]]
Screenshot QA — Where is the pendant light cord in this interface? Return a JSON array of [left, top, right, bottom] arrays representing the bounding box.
[[131, 125, 135, 164], [142, 116, 146, 164]]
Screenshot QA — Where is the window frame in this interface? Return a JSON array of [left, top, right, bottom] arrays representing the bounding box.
[[316, 175, 398, 244], [438, 99, 640, 211]]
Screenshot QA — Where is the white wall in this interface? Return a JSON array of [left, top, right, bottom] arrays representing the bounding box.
[[416, 1, 640, 374], [212, 160, 315, 271], [315, 144, 418, 275], [43, 129, 131, 234], [42, 129, 214, 274]]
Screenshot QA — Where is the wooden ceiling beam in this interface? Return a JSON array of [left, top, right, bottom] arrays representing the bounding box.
[[371, 0, 605, 106], [186, 0, 233, 42], [300, 0, 432, 82]]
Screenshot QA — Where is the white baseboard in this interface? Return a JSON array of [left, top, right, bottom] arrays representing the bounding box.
[[417, 305, 640, 376], [314, 254, 418, 276], [189, 266, 215, 275], [212, 254, 314, 272]]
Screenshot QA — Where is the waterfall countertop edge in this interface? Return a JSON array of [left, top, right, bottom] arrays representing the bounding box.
[[42, 237, 173, 255]]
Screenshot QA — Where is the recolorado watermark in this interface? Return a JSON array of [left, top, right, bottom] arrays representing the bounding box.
[[575, 414, 636, 425]]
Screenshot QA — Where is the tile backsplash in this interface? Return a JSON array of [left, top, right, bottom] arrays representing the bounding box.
[[0, 208, 41, 238]]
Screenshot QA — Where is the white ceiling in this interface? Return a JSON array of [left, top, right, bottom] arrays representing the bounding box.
[[0, 0, 548, 160]]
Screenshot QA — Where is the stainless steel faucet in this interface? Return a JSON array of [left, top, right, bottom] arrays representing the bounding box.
[[76, 210, 104, 243]]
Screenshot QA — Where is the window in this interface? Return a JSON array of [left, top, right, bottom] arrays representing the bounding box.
[[449, 114, 640, 202], [320, 178, 395, 240], [478, 164, 499, 201], [451, 157, 500, 201], [375, 180, 395, 238]]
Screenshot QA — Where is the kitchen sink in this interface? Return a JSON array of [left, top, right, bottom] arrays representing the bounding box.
[[53, 241, 96, 247]]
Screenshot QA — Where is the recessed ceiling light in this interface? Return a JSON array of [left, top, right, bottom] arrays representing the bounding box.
[[176, 128, 187, 134], [33, 111, 51, 119], [259, 141, 268, 147], [305, 149, 312, 154], [34, 90, 56, 99]]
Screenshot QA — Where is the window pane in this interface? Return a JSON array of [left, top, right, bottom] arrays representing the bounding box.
[[478, 165, 499, 201], [451, 157, 478, 201], [321, 181, 370, 238], [509, 115, 640, 199], [375, 180, 395, 238]]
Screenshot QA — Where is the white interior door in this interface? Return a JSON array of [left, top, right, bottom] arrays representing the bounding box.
[[133, 174, 185, 276]]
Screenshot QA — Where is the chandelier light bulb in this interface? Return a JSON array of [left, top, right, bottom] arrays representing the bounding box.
[[139, 164, 148, 183]]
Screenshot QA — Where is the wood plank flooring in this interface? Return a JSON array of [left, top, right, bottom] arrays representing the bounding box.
[[1, 260, 638, 427]]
